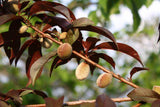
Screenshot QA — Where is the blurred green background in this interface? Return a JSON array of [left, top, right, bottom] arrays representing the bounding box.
[[0, 0, 160, 106]]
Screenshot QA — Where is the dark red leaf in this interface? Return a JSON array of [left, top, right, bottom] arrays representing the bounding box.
[[19, 1, 30, 11], [26, 40, 42, 86], [158, 24, 160, 42], [76, 25, 117, 47], [130, 67, 149, 80], [0, 14, 22, 26], [29, 1, 76, 22], [3, 36, 20, 64], [97, 53, 115, 69], [45, 96, 64, 107], [96, 94, 116, 107], [72, 40, 84, 53], [6, 89, 23, 104], [41, 16, 71, 32], [88, 52, 99, 74], [83, 37, 100, 54], [33, 90, 48, 98], [15, 39, 35, 66], [152, 99, 160, 107], [50, 56, 60, 77], [9, 19, 22, 31], [93, 42, 143, 66], [72, 17, 94, 27]]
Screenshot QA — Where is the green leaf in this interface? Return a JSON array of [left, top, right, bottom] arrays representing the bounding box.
[[30, 51, 57, 85], [124, 0, 141, 31], [127, 87, 160, 103], [72, 17, 94, 27], [89, 11, 99, 25], [65, 29, 79, 45]]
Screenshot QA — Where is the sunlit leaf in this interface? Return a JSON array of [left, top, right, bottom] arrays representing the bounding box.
[[93, 42, 143, 66], [19, 90, 33, 97], [128, 87, 160, 103], [72, 17, 94, 27], [26, 40, 42, 86], [96, 94, 116, 107], [30, 51, 57, 85], [130, 67, 149, 80]]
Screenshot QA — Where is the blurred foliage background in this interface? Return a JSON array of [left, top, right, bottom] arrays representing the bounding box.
[[0, 0, 160, 106]]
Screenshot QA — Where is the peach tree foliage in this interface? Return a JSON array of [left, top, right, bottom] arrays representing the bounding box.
[[0, 0, 159, 106]]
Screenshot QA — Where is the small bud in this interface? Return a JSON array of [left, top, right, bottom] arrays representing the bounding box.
[[59, 32, 67, 39], [75, 62, 90, 80], [39, 37, 43, 43], [96, 73, 112, 88], [19, 25, 28, 34], [7, 0, 19, 13], [57, 43, 72, 60], [40, 34, 53, 49]]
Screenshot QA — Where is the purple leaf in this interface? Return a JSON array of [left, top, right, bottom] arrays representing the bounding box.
[[96, 94, 116, 107], [83, 37, 100, 53], [93, 42, 143, 66], [15, 39, 35, 66], [97, 53, 115, 69], [88, 52, 99, 74], [76, 25, 117, 46], [0, 14, 22, 26], [130, 67, 149, 80]]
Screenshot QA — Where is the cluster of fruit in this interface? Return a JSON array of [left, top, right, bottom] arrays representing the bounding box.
[[57, 43, 112, 88]]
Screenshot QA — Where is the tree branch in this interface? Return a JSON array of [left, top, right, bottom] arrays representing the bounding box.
[[24, 17, 139, 88]]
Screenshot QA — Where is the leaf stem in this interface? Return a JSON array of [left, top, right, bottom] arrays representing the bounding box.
[[24, 18, 139, 88]]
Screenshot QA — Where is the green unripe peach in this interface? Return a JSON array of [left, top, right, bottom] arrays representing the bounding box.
[[96, 73, 112, 88], [75, 62, 90, 80], [57, 43, 72, 60]]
